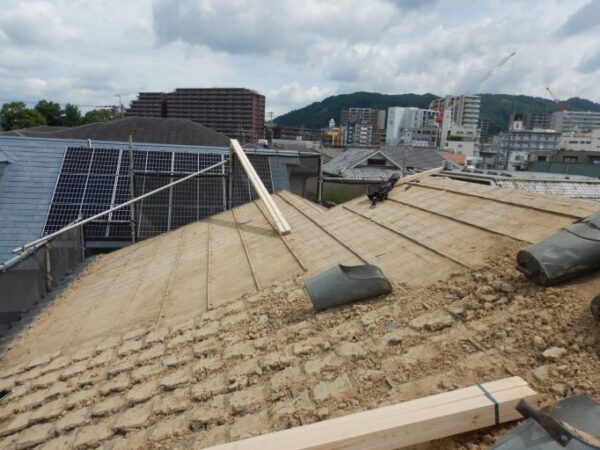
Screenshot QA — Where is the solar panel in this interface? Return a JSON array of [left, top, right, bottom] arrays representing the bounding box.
[[230, 154, 273, 206], [45, 147, 278, 244]]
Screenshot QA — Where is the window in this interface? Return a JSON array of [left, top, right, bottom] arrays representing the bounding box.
[[538, 155, 547, 161], [367, 158, 386, 166], [563, 156, 578, 163]]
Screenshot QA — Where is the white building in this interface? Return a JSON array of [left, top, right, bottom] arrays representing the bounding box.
[[551, 110, 600, 133], [429, 95, 481, 130], [385, 107, 436, 144], [559, 129, 600, 152]]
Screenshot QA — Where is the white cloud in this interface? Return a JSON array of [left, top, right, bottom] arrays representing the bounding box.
[[0, 1, 77, 47], [0, 0, 598, 116], [267, 82, 334, 116]]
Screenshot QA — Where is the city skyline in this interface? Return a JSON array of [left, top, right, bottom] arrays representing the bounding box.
[[0, 0, 599, 116]]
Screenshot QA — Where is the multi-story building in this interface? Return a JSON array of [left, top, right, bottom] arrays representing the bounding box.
[[126, 88, 266, 142], [495, 121, 561, 169], [559, 129, 600, 152], [525, 112, 552, 130], [477, 118, 491, 143], [430, 95, 481, 130], [551, 110, 600, 133], [340, 107, 386, 146], [385, 107, 436, 144]]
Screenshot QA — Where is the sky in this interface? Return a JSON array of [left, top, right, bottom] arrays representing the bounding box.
[[0, 0, 599, 117]]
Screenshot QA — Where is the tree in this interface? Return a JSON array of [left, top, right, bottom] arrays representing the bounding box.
[[35, 100, 62, 126], [62, 103, 82, 127], [0, 102, 46, 131], [82, 108, 114, 125]]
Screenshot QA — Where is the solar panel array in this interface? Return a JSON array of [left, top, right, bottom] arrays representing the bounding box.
[[44, 147, 274, 242]]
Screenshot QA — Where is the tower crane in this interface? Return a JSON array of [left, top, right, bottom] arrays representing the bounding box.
[[434, 51, 516, 125], [545, 86, 577, 131]]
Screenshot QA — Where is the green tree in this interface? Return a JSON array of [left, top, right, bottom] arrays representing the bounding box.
[[35, 100, 62, 126], [61, 103, 82, 127], [82, 108, 114, 124], [0, 102, 46, 131]]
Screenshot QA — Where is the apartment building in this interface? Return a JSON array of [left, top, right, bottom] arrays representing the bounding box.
[[551, 110, 600, 133], [385, 107, 436, 144], [340, 107, 386, 146], [126, 88, 266, 143]]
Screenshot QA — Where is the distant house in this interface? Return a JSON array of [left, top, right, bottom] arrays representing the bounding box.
[[321, 145, 447, 204], [0, 117, 231, 147], [323, 145, 445, 183]]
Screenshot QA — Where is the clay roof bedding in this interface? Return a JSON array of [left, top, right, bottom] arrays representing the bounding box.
[[0, 175, 599, 449]]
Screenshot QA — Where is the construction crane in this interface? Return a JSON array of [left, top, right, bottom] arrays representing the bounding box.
[[434, 51, 517, 125], [545, 86, 577, 131]]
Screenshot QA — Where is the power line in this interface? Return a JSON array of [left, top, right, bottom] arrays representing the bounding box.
[[0, 97, 120, 109]]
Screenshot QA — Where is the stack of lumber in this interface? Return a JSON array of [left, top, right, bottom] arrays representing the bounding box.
[[207, 377, 541, 450]]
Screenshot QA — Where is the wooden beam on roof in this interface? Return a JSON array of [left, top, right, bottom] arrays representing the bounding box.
[[204, 377, 542, 450], [396, 166, 444, 187], [230, 139, 292, 235]]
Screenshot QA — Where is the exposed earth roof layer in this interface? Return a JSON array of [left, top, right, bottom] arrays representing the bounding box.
[[0, 176, 599, 449]]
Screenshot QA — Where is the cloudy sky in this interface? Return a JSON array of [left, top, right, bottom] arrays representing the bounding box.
[[0, 0, 599, 116]]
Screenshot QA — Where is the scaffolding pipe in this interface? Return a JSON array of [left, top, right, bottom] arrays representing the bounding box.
[[13, 159, 229, 254]]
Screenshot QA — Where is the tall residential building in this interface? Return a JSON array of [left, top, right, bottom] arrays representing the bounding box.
[[385, 107, 436, 144], [551, 110, 600, 133], [429, 95, 481, 130], [340, 107, 386, 146], [126, 88, 266, 143]]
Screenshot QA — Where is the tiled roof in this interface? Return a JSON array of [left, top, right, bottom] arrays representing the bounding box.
[[440, 151, 466, 165], [442, 169, 600, 201], [1, 117, 231, 147], [323, 146, 445, 181]]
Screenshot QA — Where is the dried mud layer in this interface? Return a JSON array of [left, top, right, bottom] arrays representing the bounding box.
[[0, 240, 598, 450]]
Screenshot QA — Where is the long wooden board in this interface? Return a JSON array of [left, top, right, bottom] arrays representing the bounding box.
[[205, 377, 541, 450], [396, 166, 444, 187], [230, 139, 292, 235]]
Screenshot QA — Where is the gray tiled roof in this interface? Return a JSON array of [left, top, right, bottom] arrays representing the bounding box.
[[1, 117, 231, 147], [323, 146, 444, 181], [323, 148, 375, 175], [381, 145, 445, 170], [442, 169, 600, 202], [495, 180, 600, 201]]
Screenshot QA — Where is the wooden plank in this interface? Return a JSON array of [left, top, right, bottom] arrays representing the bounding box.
[[205, 377, 541, 450], [230, 139, 292, 235], [395, 167, 444, 187]]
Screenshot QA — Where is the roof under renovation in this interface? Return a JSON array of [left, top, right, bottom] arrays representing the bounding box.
[[0, 176, 599, 449], [443, 168, 600, 201], [0, 136, 318, 264]]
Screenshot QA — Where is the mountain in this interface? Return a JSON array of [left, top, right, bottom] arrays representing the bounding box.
[[274, 92, 600, 136]]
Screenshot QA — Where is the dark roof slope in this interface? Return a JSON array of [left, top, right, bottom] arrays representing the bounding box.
[[0, 117, 230, 146]]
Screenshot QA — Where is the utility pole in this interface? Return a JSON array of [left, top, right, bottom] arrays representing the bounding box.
[[114, 94, 124, 118]]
